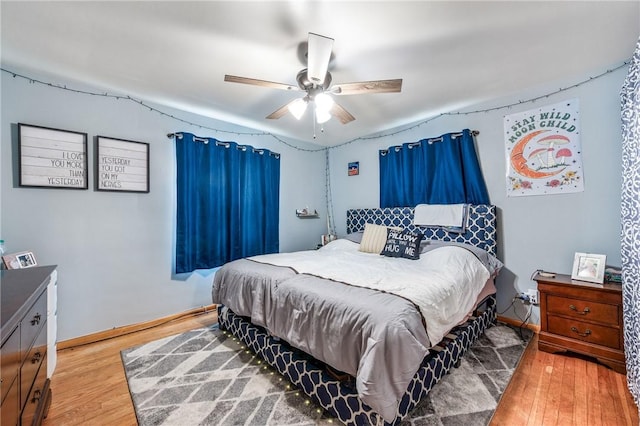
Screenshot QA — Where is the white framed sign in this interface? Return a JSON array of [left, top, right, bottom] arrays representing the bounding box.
[[96, 136, 149, 193], [18, 123, 88, 189]]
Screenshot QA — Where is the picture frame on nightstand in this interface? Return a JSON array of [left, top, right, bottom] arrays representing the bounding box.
[[571, 252, 606, 284]]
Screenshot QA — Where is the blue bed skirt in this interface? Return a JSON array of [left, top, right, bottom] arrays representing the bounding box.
[[218, 295, 497, 425]]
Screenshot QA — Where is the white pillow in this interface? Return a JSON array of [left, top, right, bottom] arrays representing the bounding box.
[[359, 223, 401, 254]]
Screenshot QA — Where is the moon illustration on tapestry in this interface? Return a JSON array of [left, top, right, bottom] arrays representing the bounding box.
[[509, 129, 566, 179], [504, 99, 584, 197]]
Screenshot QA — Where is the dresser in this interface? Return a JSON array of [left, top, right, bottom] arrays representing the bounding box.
[[1, 265, 57, 426], [534, 272, 625, 374]]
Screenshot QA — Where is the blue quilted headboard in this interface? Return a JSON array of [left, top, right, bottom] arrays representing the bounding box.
[[346, 204, 497, 256]]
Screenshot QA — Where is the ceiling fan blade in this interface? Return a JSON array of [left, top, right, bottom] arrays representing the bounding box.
[[224, 74, 300, 92], [333, 79, 403, 96], [330, 102, 355, 124], [266, 100, 298, 120], [307, 32, 334, 86]]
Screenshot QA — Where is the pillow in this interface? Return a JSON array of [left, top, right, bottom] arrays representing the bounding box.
[[420, 240, 503, 275], [381, 229, 424, 260], [359, 223, 400, 253], [343, 231, 364, 244]]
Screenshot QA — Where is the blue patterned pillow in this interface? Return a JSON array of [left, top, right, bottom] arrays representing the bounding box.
[[381, 229, 424, 260]]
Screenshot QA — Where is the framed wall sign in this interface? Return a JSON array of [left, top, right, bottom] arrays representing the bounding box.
[[18, 123, 88, 189], [96, 136, 149, 193]]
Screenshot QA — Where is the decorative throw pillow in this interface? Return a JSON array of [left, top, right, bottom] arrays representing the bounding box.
[[381, 229, 424, 260], [359, 223, 400, 253]]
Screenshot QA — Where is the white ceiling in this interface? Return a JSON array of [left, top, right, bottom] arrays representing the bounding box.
[[1, 1, 639, 146]]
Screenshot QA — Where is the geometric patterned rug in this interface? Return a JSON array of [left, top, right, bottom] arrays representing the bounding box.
[[121, 323, 532, 426]]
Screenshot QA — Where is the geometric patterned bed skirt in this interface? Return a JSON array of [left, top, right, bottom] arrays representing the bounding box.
[[218, 295, 497, 425]]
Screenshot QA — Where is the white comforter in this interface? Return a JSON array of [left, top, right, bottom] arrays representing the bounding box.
[[250, 239, 490, 361]]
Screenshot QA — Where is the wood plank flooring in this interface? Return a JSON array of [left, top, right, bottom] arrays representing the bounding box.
[[43, 313, 638, 426], [43, 311, 219, 426], [491, 334, 638, 425]]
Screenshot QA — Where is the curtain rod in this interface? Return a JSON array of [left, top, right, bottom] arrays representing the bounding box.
[[167, 132, 280, 158], [379, 130, 480, 155], [428, 130, 479, 143], [167, 132, 208, 143]]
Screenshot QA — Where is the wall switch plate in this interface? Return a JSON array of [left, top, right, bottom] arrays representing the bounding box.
[[526, 289, 539, 305]]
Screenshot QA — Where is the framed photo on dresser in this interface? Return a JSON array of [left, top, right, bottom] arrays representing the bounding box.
[[2, 251, 38, 269]]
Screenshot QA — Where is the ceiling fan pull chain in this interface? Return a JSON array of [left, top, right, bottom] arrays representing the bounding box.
[[313, 111, 317, 139]]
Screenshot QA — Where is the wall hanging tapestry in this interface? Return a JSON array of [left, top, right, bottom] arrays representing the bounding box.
[[504, 99, 584, 197]]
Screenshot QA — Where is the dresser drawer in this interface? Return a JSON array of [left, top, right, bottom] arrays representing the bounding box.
[[547, 294, 619, 325], [21, 321, 47, 411], [1, 325, 20, 404], [547, 315, 621, 349], [1, 376, 19, 426], [21, 356, 48, 426], [21, 289, 47, 355]]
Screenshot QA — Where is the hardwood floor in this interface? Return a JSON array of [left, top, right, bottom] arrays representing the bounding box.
[[43, 310, 218, 426], [43, 313, 638, 426], [491, 333, 638, 426]]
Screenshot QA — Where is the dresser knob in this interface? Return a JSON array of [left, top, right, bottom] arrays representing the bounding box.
[[570, 326, 592, 337], [31, 313, 41, 326], [31, 351, 42, 364], [31, 389, 41, 403], [569, 305, 590, 315]]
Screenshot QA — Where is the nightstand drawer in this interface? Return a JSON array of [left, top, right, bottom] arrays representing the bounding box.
[[547, 316, 620, 349], [547, 295, 619, 325]]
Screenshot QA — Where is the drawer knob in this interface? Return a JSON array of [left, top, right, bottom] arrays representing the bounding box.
[[31, 351, 42, 364], [571, 326, 592, 337], [31, 313, 42, 326], [569, 305, 590, 315], [31, 389, 42, 404]]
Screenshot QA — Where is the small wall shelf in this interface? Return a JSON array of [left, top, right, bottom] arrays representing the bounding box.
[[296, 210, 319, 219]]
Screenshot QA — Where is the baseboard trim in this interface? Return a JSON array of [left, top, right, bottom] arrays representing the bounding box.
[[57, 304, 217, 350], [497, 315, 540, 333], [58, 308, 535, 350]]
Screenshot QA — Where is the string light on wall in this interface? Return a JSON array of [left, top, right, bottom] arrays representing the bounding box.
[[1, 60, 629, 152], [3, 61, 629, 240]]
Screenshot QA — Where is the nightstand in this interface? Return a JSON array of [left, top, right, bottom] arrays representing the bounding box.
[[534, 272, 625, 374]]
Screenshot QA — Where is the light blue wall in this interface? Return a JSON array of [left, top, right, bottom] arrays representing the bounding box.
[[1, 64, 626, 340], [328, 66, 626, 325], [1, 69, 327, 341]]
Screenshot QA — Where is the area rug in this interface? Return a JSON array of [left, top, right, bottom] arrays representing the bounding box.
[[121, 323, 532, 426]]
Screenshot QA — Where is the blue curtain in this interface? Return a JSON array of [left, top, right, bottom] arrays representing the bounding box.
[[379, 129, 489, 207], [175, 133, 280, 273]]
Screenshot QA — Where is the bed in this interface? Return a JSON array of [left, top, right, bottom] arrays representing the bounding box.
[[212, 204, 499, 425]]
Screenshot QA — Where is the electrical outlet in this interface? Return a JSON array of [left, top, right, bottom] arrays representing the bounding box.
[[526, 289, 539, 305]]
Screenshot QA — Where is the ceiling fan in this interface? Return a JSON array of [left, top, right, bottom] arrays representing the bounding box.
[[224, 32, 403, 126]]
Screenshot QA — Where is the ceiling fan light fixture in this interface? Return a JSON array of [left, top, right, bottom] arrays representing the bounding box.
[[316, 108, 332, 124], [314, 92, 334, 112], [288, 98, 308, 120]]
